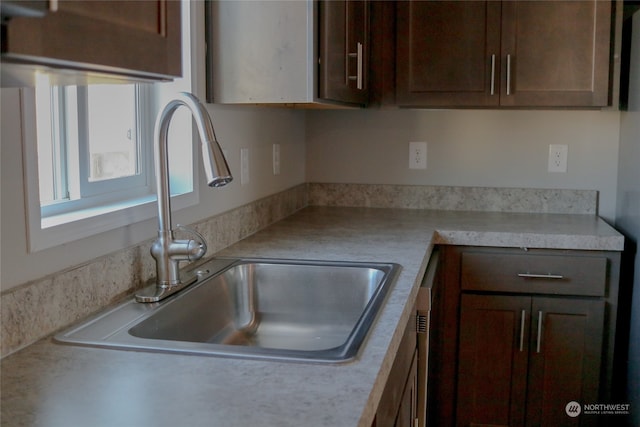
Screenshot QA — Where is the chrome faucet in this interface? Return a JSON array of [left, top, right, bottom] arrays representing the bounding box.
[[136, 92, 232, 303]]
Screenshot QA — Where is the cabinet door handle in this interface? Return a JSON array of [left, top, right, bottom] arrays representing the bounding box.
[[348, 42, 364, 90], [490, 54, 496, 95], [517, 273, 564, 280], [519, 309, 526, 352], [506, 54, 512, 95], [536, 311, 543, 353]]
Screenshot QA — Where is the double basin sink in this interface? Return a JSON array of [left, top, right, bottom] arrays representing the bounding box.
[[56, 257, 400, 363]]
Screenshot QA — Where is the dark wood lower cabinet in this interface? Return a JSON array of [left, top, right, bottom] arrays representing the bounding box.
[[457, 294, 604, 427], [431, 246, 622, 427], [456, 294, 530, 427], [374, 246, 621, 427], [395, 351, 419, 427], [525, 298, 604, 427], [374, 306, 418, 427]]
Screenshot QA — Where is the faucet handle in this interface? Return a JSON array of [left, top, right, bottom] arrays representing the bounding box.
[[176, 224, 208, 260]]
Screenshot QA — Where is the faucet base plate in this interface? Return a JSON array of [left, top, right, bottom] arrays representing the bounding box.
[[135, 274, 198, 303]]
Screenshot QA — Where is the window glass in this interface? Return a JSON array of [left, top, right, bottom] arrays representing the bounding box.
[[35, 82, 152, 216], [86, 85, 139, 182]]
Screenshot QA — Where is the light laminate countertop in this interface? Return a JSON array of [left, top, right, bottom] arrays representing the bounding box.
[[1, 207, 624, 427]]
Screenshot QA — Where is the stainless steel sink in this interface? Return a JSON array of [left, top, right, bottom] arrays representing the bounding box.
[[55, 258, 400, 363]]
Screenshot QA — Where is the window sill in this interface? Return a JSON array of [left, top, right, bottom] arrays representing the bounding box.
[[29, 191, 198, 252], [42, 195, 157, 229]]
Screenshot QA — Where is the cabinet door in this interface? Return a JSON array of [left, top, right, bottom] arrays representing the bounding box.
[[500, 0, 612, 107], [395, 350, 419, 427], [376, 310, 418, 427], [457, 294, 530, 427], [319, 0, 369, 105], [395, 1, 501, 107], [526, 298, 604, 427], [3, 0, 181, 79]]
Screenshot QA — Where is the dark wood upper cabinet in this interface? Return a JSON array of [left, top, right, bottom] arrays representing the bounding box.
[[319, 0, 370, 105], [396, 1, 501, 107], [500, 0, 612, 107], [207, 0, 366, 107], [394, 0, 612, 108], [2, 0, 181, 82]]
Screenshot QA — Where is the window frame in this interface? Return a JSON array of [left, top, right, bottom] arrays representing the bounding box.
[[22, 85, 199, 252], [37, 84, 155, 219], [22, 0, 198, 253]]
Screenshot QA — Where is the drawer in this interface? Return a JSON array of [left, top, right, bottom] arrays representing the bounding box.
[[461, 251, 607, 296]]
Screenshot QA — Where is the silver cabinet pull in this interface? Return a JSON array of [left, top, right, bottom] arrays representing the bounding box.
[[490, 54, 496, 95], [519, 309, 526, 352], [506, 54, 512, 95], [347, 42, 364, 90], [517, 273, 564, 280], [536, 311, 543, 353], [356, 42, 363, 90]]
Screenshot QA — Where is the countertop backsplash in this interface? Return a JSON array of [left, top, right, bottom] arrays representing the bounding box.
[[0, 183, 599, 357], [308, 183, 598, 214]]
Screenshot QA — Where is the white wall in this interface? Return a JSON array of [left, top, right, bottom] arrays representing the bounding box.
[[616, 10, 640, 426], [0, 2, 306, 290], [306, 109, 621, 221], [0, 2, 626, 293]]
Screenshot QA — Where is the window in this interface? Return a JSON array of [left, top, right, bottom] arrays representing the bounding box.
[[22, 0, 196, 252], [36, 82, 152, 217]]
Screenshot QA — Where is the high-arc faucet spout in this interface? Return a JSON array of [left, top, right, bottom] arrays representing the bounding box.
[[136, 92, 232, 303]]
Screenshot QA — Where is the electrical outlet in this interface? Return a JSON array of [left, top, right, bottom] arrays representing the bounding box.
[[548, 144, 568, 173], [240, 148, 250, 185], [273, 144, 280, 175], [409, 142, 427, 170]]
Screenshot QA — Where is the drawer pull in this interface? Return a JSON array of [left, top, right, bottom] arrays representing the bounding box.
[[517, 273, 564, 280]]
